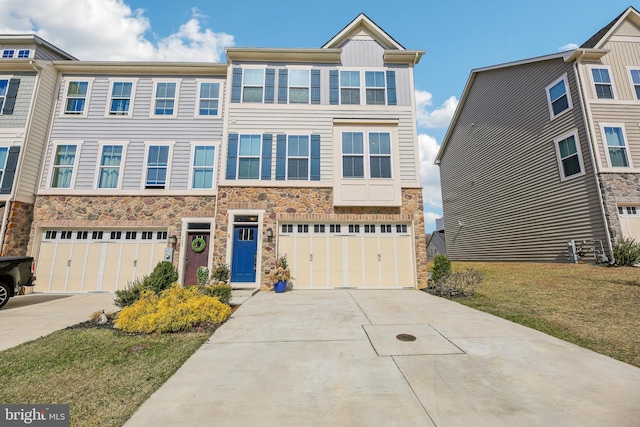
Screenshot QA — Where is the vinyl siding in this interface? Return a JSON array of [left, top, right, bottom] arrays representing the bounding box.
[[439, 58, 608, 262], [33, 47, 71, 61], [225, 104, 418, 184], [341, 38, 385, 67], [16, 64, 58, 203], [0, 72, 36, 128], [40, 74, 225, 191]]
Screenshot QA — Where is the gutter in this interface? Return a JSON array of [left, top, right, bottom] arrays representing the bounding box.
[[572, 54, 614, 257]]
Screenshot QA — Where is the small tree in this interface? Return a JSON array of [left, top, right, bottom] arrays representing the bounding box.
[[143, 261, 178, 294], [196, 266, 210, 285], [431, 254, 451, 285], [211, 257, 231, 284]]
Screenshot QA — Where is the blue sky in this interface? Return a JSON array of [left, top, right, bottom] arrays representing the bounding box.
[[0, 0, 636, 231]]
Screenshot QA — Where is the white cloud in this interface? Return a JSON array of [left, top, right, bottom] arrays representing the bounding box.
[[418, 132, 444, 232], [559, 43, 578, 51], [415, 90, 458, 129], [0, 0, 234, 61]]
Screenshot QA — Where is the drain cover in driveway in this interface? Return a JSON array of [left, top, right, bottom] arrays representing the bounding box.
[[363, 324, 464, 356]]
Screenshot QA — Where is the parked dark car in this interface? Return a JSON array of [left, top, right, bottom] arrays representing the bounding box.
[[0, 256, 35, 309]]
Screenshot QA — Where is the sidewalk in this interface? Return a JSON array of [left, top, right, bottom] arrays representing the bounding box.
[[125, 290, 640, 427], [0, 292, 117, 351]]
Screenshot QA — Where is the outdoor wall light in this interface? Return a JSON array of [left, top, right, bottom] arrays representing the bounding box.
[[266, 228, 273, 242], [169, 235, 177, 246]]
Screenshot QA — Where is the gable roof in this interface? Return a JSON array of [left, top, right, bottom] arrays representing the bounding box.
[[322, 13, 405, 50], [0, 34, 77, 60], [580, 6, 640, 49]]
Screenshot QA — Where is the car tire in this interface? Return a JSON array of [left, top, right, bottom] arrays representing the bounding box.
[[0, 282, 10, 309]]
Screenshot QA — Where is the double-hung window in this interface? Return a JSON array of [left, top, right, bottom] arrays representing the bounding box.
[[369, 132, 392, 178], [0, 79, 8, 112], [342, 132, 365, 178], [238, 135, 261, 179], [342, 131, 393, 179], [0, 148, 8, 187], [629, 69, 640, 99], [365, 71, 386, 105], [97, 145, 123, 189], [197, 81, 220, 116], [287, 135, 309, 180], [151, 81, 178, 117], [108, 81, 134, 116], [546, 75, 571, 117], [145, 145, 170, 188], [602, 125, 631, 168], [340, 71, 360, 104], [554, 133, 583, 179], [289, 70, 310, 104], [591, 68, 614, 99], [2, 50, 14, 58], [63, 80, 90, 115], [50, 144, 77, 188], [192, 146, 215, 189], [242, 69, 264, 103]]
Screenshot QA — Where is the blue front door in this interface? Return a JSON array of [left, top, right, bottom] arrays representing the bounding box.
[[231, 226, 258, 282]]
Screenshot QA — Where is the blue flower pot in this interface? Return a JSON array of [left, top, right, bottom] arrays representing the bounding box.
[[274, 280, 287, 293]]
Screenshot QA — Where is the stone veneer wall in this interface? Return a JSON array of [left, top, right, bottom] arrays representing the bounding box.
[[213, 187, 427, 290], [2, 201, 34, 256], [29, 195, 216, 265], [599, 173, 640, 243]]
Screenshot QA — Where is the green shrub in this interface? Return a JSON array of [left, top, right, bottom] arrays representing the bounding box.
[[199, 284, 233, 305], [114, 284, 232, 334], [211, 258, 230, 284], [144, 261, 178, 294], [114, 261, 179, 307], [196, 266, 210, 285], [114, 278, 146, 308], [431, 254, 451, 284], [427, 268, 482, 298], [613, 238, 640, 267]]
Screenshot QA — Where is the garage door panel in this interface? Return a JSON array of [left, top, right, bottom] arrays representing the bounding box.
[[327, 237, 345, 287], [346, 237, 364, 288], [35, 242, 56, 292], [311, 236, 329, 289], [363, 236, 380, 288], [67, 242, 90, 292], [379, 236, 396, 287], [50, 243, 72, 292], [395, 235, 414, 286]]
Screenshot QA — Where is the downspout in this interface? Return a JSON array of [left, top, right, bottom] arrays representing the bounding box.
[[572, 54, 614, 258]]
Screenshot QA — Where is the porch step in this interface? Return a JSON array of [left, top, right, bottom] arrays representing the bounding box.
[[230, 287, 260, 306]]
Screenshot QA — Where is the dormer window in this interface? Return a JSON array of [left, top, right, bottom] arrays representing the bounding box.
[[1, 50, 14, 58], [17, 50, 30, 58]]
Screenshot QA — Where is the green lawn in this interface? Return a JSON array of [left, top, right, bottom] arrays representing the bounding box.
[[0, 326, 212, 427], [445, 262, 640, 367]]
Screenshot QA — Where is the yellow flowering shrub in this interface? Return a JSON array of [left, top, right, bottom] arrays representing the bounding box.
[[115, 283, 232, 333]]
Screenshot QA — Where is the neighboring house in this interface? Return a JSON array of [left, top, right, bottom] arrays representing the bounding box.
[[0, 35, 76, 256], [29, 61, 227, 291], [28, 13, 428, 291], [426, 217, 446, 260], [436, 7, 640, 262], [426, 232, 446, 261]]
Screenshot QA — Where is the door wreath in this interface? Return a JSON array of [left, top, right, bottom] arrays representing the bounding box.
[[191, 236, 206, 253]]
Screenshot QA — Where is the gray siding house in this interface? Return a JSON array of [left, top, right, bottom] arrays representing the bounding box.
[[436, 7, 640, 262], [0, 35, 76, 256], [29, 14, 429, 292]]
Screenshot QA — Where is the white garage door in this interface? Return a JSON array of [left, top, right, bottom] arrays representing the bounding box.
[[36, 229, 168, 292], [278, 223, 415, 289], [619, 206, 640, 241]]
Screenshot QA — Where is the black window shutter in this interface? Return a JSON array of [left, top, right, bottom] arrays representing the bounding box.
[[261, 134, 273, 180], [278, 69, 288, 104], [226, 134, 239, 180], [0, 146, 20, 194], [329, 70, 339, 105], [231, 69, 242, 103], [264, 68, 275, 103], [275, 135, 287, 180], [2, 79, 20, 115], [311, 70, 320, 104], [386, 71, 397, 105], [310, 135, 320, 181]]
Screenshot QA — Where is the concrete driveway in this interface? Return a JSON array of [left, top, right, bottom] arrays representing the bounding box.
[[126, 290, 640, 427], [0, 292, 117, 351]]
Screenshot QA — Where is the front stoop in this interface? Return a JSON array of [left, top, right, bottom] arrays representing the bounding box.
[[230, 287, 260, 306]]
